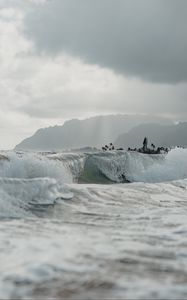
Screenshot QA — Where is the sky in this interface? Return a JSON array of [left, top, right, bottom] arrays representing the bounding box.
[[0, 0, 187, 149]]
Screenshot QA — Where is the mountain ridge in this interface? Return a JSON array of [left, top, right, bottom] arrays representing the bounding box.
[[115, 122, 187, 149], [15, 114, 172, 151]]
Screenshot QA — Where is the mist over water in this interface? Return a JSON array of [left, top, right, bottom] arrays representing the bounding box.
[[1, 148, 187, 299]]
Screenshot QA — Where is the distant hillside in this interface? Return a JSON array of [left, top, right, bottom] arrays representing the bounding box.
[[15, 114, 171, 151], [115, 122, 187, 149]]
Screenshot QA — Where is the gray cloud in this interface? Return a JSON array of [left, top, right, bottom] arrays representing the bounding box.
[[1, 0, 187, 149], [25, 0, 187, 84]]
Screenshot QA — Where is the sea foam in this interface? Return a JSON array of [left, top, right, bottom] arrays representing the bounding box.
[[125, 147, 187, 183], [1, 148, 187, 184], [0, 177, 68, 218], [0, 152, 72, 182]]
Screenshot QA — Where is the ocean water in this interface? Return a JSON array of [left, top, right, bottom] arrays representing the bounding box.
[[1, 148, 187, 299]]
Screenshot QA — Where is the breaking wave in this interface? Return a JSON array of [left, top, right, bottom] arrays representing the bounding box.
[[0, 152, 74, 218], [0, 148, 187, 218], [79, 148, 187, 183], [0, 177, 72, 218], [0, 152, 72, 182], [0, 148, 187, 185]]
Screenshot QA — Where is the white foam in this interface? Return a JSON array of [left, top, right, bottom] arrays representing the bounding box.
[[0, 150, 187, 299], [0, 152, 72, 183], [0, 152, 76, 218], [48, 152, 87, 181], [0, 176, 73, 218], [126, 148, 187, 183], [87, 148, 187, 183]]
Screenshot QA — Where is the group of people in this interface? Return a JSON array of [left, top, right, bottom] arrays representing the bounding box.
[[102, 143, 124, 151], [102, 143, 115, 151], [128, 137, 169, 154], [102, 137, 169, 154]]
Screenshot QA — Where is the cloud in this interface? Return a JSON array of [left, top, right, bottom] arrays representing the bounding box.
[[15, 53, 124, 118], [24, 0, 187, 84], [1, 5, 187, 120], [0, 1, 187, 148]]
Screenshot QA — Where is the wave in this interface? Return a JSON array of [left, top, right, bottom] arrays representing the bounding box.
[[46, 152, 87, 182], [124, 147, 187, 183], [0, 152, 72, 182], [0, 148, 187, 218], [0, 147, 187, 220], [1, 148, 187, 184], [0, 177, 72, 218], [79, 148, 187, 183]]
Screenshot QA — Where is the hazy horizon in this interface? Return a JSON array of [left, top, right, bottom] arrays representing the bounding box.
[[0, 112, 175, 150], [14, 113, 174, 151]]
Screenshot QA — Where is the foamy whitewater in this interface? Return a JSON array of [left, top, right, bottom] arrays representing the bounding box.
[[1, 148, 187, 299]]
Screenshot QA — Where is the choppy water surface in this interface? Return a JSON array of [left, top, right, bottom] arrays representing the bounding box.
[[1, 148, 187, 299]]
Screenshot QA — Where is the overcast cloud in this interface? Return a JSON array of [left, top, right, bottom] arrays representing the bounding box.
[[0, 0, 187, 148], [26, 0, 187, 84]]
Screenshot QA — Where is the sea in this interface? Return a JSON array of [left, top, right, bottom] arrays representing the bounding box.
[[0, 148, 187, 299]]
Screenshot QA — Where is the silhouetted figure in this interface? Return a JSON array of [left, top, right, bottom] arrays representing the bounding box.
[[151, 143, 155, 150], [108, 143, 115, 150], [156, 147, 161, 154], [125, 137, 170, 155], [143, 137, 148, 152]]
